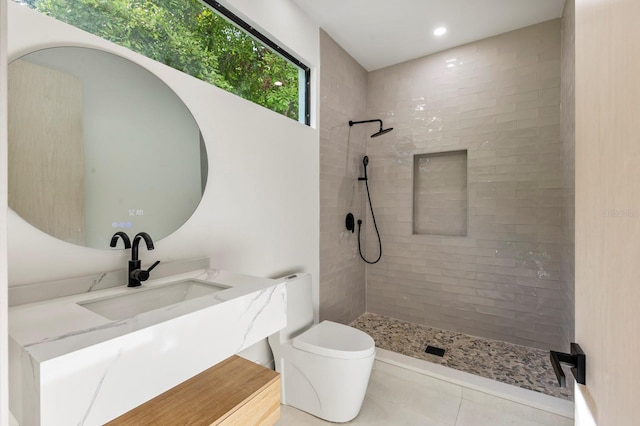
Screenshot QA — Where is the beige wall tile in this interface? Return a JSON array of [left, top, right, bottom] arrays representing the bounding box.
[[320, 18, 572, 351], [364, 20, 565, 350], [318, 30, 367, 324]]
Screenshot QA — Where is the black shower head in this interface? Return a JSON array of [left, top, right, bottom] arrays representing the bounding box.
[[349, 119, 394, 138], [371, 127, 394, 138]]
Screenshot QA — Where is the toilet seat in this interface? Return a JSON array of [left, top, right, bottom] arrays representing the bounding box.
[[292, 320, 375, 360]]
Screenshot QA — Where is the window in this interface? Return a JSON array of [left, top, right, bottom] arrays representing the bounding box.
[[16, 0, 310, 124]]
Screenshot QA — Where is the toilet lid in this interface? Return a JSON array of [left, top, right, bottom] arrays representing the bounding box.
[[293, 320, 375, 360]]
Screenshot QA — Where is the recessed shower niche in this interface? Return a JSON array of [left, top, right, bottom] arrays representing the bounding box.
[[413, 150, 467, 236]]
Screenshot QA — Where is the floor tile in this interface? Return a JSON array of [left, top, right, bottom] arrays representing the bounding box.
[[456, 388, 573, 426], [364, 364, 461, 425], [276, 360, 461, 426], [276, 405, 328, 426], [276, 359, 573, 426]]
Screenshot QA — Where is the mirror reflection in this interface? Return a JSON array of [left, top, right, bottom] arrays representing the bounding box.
[[8, 47, 207, 249]]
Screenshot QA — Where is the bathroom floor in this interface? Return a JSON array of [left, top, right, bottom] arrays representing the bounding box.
[[275, 360, 573, 426], [350, 312, 573, 401]]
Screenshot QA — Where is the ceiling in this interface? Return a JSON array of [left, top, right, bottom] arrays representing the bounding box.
[[291, 0, 567, 71]]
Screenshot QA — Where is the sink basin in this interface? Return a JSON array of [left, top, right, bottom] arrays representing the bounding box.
[[78, 279, 229, 320]]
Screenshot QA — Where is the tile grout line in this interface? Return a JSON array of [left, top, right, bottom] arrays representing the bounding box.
[[453, 389, 464, 426]]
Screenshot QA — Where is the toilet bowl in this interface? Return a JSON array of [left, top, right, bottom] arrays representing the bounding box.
[[268, 274, 375, 423]]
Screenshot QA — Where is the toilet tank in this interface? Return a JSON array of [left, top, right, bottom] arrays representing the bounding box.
[[279, 273, 314, 342]]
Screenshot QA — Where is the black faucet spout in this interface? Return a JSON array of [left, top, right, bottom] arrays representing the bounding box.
[[109, 232, 131, 249], [131, 232, 155, 261]]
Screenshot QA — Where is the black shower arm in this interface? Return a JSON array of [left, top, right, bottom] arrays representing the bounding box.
[[349, 119, 382, 127]]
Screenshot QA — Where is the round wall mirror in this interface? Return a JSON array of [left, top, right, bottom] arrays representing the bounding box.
[[8, 47, 207, 249]]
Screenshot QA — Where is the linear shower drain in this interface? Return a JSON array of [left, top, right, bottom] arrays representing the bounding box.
[[425, 345, 446, 357]]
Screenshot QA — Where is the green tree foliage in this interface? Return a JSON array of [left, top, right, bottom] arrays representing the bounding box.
[[23, 0, 301, 120]]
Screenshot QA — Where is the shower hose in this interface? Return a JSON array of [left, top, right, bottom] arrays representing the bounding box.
[[357, 177, 382, 264]]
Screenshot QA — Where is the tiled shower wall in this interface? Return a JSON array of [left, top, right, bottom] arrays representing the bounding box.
[[365, 20, 565, 350], [560, 0, 575, 352], [318, 30, 368, 324]]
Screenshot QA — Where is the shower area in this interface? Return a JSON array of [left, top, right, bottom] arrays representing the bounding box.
[[319, 3, 575, 401]]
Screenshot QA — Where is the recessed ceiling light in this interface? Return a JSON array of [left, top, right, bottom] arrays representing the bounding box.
[[434, 27, 447, 37]]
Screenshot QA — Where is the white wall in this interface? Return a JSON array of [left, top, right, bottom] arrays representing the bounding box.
[[6, 3, 319, 308]]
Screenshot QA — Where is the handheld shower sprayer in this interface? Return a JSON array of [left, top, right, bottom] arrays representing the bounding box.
[[356, 154, 382, 264], [348, 119, 394, 138], [359, 155, 369, 181]]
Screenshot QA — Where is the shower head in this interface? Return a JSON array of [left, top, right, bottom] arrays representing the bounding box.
[[349, 119, 394, 138], [371, 127, 394, 138]]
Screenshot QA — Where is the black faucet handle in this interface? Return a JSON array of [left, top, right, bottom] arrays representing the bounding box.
[[131, 260, 161, 283], [147, 260, 161, 273]]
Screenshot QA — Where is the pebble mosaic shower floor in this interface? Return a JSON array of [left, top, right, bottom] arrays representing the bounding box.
[[350, 312, 573, 401]]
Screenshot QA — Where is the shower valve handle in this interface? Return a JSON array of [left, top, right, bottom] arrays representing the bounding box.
[[345, 213, 355, 233]]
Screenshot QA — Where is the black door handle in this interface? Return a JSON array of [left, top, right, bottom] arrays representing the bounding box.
[[550, 342, 586, 387]]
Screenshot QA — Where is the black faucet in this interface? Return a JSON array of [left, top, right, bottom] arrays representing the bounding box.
[[109, 232, 132, 249], [128, 232, 160, 287]]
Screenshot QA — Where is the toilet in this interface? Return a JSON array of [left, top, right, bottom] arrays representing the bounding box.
[[268, 273, 375, 423]]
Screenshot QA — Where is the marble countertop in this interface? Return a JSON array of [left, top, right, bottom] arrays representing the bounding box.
[[9, 268, 283, 362], [9, 266, 288, 425]]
